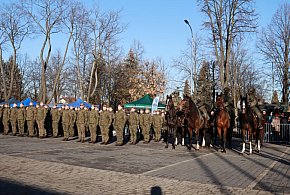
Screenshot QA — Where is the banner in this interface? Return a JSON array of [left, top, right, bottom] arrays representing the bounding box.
[[151, 96, 159, 114]]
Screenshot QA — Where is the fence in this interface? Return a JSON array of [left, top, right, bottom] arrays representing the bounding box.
[[234, 122, 290, 145]]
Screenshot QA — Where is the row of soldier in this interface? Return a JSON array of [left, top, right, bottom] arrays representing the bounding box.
[[0, 102, 165, 146]]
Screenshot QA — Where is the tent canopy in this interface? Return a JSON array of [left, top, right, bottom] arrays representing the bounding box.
[[124, 94, 166, 109], [68, 98, 91, 108], [0, 97, 20, 107], [18, 97, 37, 107]]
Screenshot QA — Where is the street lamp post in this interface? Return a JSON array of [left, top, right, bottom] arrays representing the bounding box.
[[184, 19, 196, 97]]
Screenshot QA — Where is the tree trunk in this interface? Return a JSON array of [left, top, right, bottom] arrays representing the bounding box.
[[0, 45, 8, 101]]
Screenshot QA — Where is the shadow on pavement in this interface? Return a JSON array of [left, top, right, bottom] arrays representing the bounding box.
[[0, 178, 61, 195], [150, 186, 162, 195]]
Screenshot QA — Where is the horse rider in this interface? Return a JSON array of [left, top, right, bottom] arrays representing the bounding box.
[[172, 90, 181, 107], [223, 87, 235, 125], [196, 94, 210, 128], [247, 87, 263, 129]]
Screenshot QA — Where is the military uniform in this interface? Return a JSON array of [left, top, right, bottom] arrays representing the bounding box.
[[152, 112, 164, 142], [172, 91, 181, 107], [69, 109, 76, 137], [26, 106, 36, 136], [196, 96, 210, 128], [17, 107, 26, 136], [140, 111, 152, 143], [2, 107, 9, 135], [10, 107, 18, 135], [223, 88, 234, 116], [247, 88, 263, 128], [36, 106, 47, 138], [128, 110, 139, 144], [76, 108, 87, 142], [99, 109, 112, 144], [51, 108, 61, 137], [114, 109, 127, 145], [61, 109, 71, 140], [88, 109, 99, 143]]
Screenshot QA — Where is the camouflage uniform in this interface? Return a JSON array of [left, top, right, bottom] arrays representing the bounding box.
[[10, 107, 18, 136], [247, 88, 263, 128], [26, 105, 36, 137], [69, 108, 76, 137], [36, 106, 47, 138], [172, 91, 181, 107], [128, 109, 139, 144], [76, 107, 87, 142], [99, 109, 112, 144], [88, 108, 99, 143], [2, 106, 10, 135], [17, 106, 26, 136], [113, 107, 127, 145], [51, 108, 61, 137], [61, 108, 71, 140], [223, 87, 234, 116], [140, 110, 152, 143], [152, 111, 164, 142], [196, 95, 210, 128]]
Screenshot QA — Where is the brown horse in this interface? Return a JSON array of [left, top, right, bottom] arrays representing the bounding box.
[[215, 95, 230, 153], [239, 95, 260, 154], [178, 95, 205, 150]]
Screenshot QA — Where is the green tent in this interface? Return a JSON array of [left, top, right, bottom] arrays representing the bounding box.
[[124, 94, 166, 109]]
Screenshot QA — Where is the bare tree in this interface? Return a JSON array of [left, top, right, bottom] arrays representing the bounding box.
[[0, 2, 30, 101], [172, 34, 203, 89], [22, 0, 69, 103], [89, 7, 124, 103], [198, 0, 257, 89], [258, 2, 289, 104]]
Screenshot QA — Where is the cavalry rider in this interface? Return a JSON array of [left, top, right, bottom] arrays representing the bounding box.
[[196, 92, 210, 128], [223, 87, 235, 121], [247, 87, 263, 129], [171, 90, 181, 107]]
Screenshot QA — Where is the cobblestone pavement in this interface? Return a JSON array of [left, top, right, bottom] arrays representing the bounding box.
[[0, 134, 289, 195]]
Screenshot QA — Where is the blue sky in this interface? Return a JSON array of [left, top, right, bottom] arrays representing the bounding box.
[[93, 0, 286, 62], [4, 0, 286, 63], [3, 0, 288, 95]]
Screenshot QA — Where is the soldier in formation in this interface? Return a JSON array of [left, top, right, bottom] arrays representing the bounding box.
[[88, 105, 99, 143], [10, 103, 18, 136], [17, 103, 26, 136], [69, 106, 76, 137], [128, 107, 139, 145], [113, 105, 127, 146], [140, 108, 152, 143], [51, 105, 61, 138], [76, 103, 87, 143], [26, 102, 36, 137], [152, 110, 164, 142], [99, 104, 112, 144], [61, 105, 71, 141], [36, 102, 47, 138], [2, 104, 10, 135]]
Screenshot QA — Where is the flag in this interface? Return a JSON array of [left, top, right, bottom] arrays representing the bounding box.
[[151, 96, 159, 115]]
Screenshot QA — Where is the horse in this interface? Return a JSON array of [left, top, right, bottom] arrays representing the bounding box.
[[164, 95, 178, 149], [178, 95, 206, 150], [239, 95, 261, 154], [215, 95, 231, 152]]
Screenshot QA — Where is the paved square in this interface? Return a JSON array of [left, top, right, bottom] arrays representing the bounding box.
[[0, 135, 289, 194]]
